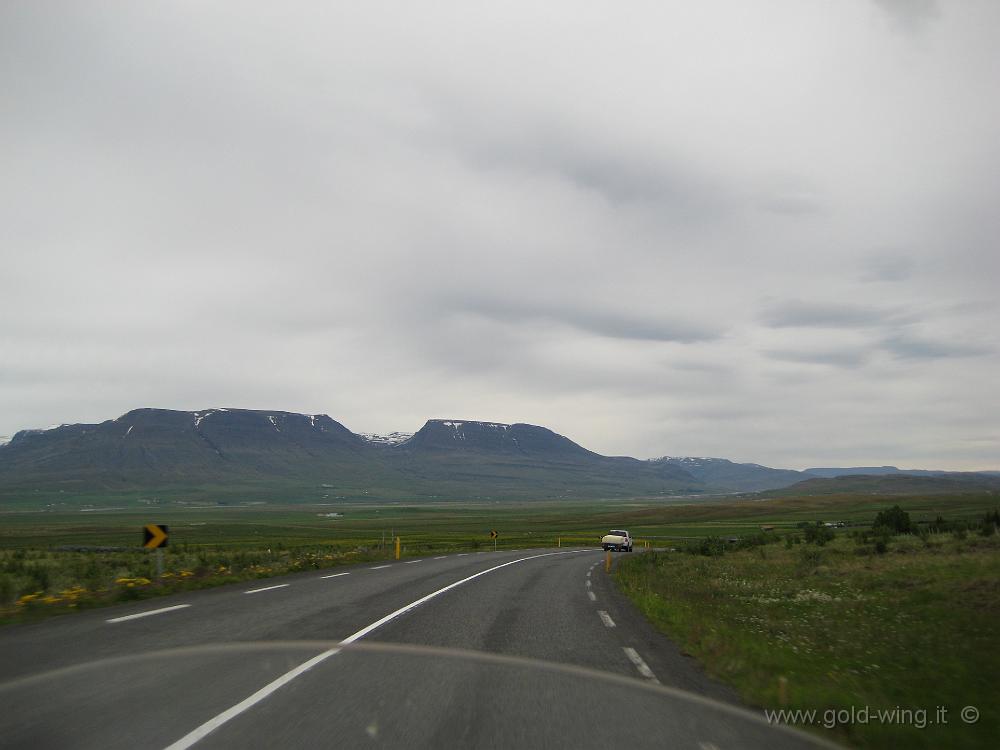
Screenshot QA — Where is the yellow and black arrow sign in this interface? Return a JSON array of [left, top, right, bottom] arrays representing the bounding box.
[[143, 524, 169, 549], [489, 530, 498, 539]]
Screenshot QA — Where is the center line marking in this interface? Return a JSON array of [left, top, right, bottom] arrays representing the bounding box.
[[320, 572, 350, 579], [598, 610, 616, 628], [164, 549, 586, 750], [624, 647, 660, 683], [369, 565, 391, 570], [244, 584, 289, 594], [107, 604, 190, 623], [587, 591, 597, 601]]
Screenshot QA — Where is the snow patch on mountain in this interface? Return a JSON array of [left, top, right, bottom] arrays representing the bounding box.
[[193, 410, 223, 428], [359, 431, 414, 446], [651, 456, 728, 465]]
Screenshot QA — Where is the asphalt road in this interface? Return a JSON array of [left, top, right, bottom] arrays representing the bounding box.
[[0, 548, 832, 749]]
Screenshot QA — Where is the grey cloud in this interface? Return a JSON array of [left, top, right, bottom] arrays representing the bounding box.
[[458, 297, 722, 344], [873, 0, 939, 33], [760, 300, 905, 329], [860, 253, 916, 282], [757, 194, 824, 216], [558, 308, 720, 343], [763, 349, 870, 369], [426, 104, 732, 218], [880, 333, 991, 360], [755, 178, 825, 216], [1, 1, 999, 469]]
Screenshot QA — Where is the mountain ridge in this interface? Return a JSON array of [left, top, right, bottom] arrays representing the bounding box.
[[1, 408, 996, 504]]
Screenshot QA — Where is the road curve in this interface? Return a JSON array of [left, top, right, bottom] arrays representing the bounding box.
[[0, 548, 831, 749]]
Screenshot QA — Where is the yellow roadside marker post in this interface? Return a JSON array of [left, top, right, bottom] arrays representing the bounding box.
[[558, 537, 561, 548], [395, 536, 401, 560], [605, 550, 612, 573]]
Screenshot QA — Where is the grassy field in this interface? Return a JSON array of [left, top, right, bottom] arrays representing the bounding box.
[[615, 528, 999, 749], [2, 490, 997, 626], [2, 490, 998, 748], [0, 498, 661, 623]]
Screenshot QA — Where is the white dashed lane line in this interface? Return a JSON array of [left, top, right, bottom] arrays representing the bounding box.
[[433, 556, 447, 560], [597, 610, 616, 628], [623, 647, 660, 684], [369, 565, 392, 570], [585, 580, 591, 588], [164, 550, 587, 750], [244, 584, 289, 595], [107, 604, 191, 623], [587, 591, 597, 602], [404, 560, 423, 564], [319, 572, 350, 579]]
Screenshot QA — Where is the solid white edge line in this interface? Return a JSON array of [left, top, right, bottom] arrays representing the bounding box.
[[244, 584, 290, 594], [163, 549, 585, 750], [623, 647, 660, 683], [319, 572, 350, 579], [598, 610, 616, 628], [587, 591, 597, 601], [106, 604, 190, 623]]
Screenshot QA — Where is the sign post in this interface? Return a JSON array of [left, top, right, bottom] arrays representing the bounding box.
[[490, 529, 498, 551], [143, 524, 169, 577]]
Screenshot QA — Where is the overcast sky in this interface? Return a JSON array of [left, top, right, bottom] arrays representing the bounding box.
[[2, 1, 998, 470]]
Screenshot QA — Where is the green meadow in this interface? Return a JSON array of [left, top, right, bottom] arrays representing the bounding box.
[[2, 489, 998, 749], [615, 511, 1000, 749], [2, 490, 996, 623]]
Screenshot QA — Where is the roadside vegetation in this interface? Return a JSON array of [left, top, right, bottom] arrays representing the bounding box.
[[615, 507, 1000, 749], [0, 544, 385, 624]]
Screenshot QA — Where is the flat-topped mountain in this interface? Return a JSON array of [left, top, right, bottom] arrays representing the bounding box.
[[0, 408, 705, 501], [0, 408, 375, 492], [804, 466, 946, 478], [5, 407, 991, 506], [402, 419, 600, 459]]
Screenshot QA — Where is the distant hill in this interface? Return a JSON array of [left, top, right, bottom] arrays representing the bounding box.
[[0, 410, 705, 504], [650, 456, 805, 492], [0, 408, 377, 492], [386, 419, 703, 500], [804, 466, 948, 478], [765, 473, 1000, 497], [3, 408, 994, 506]]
